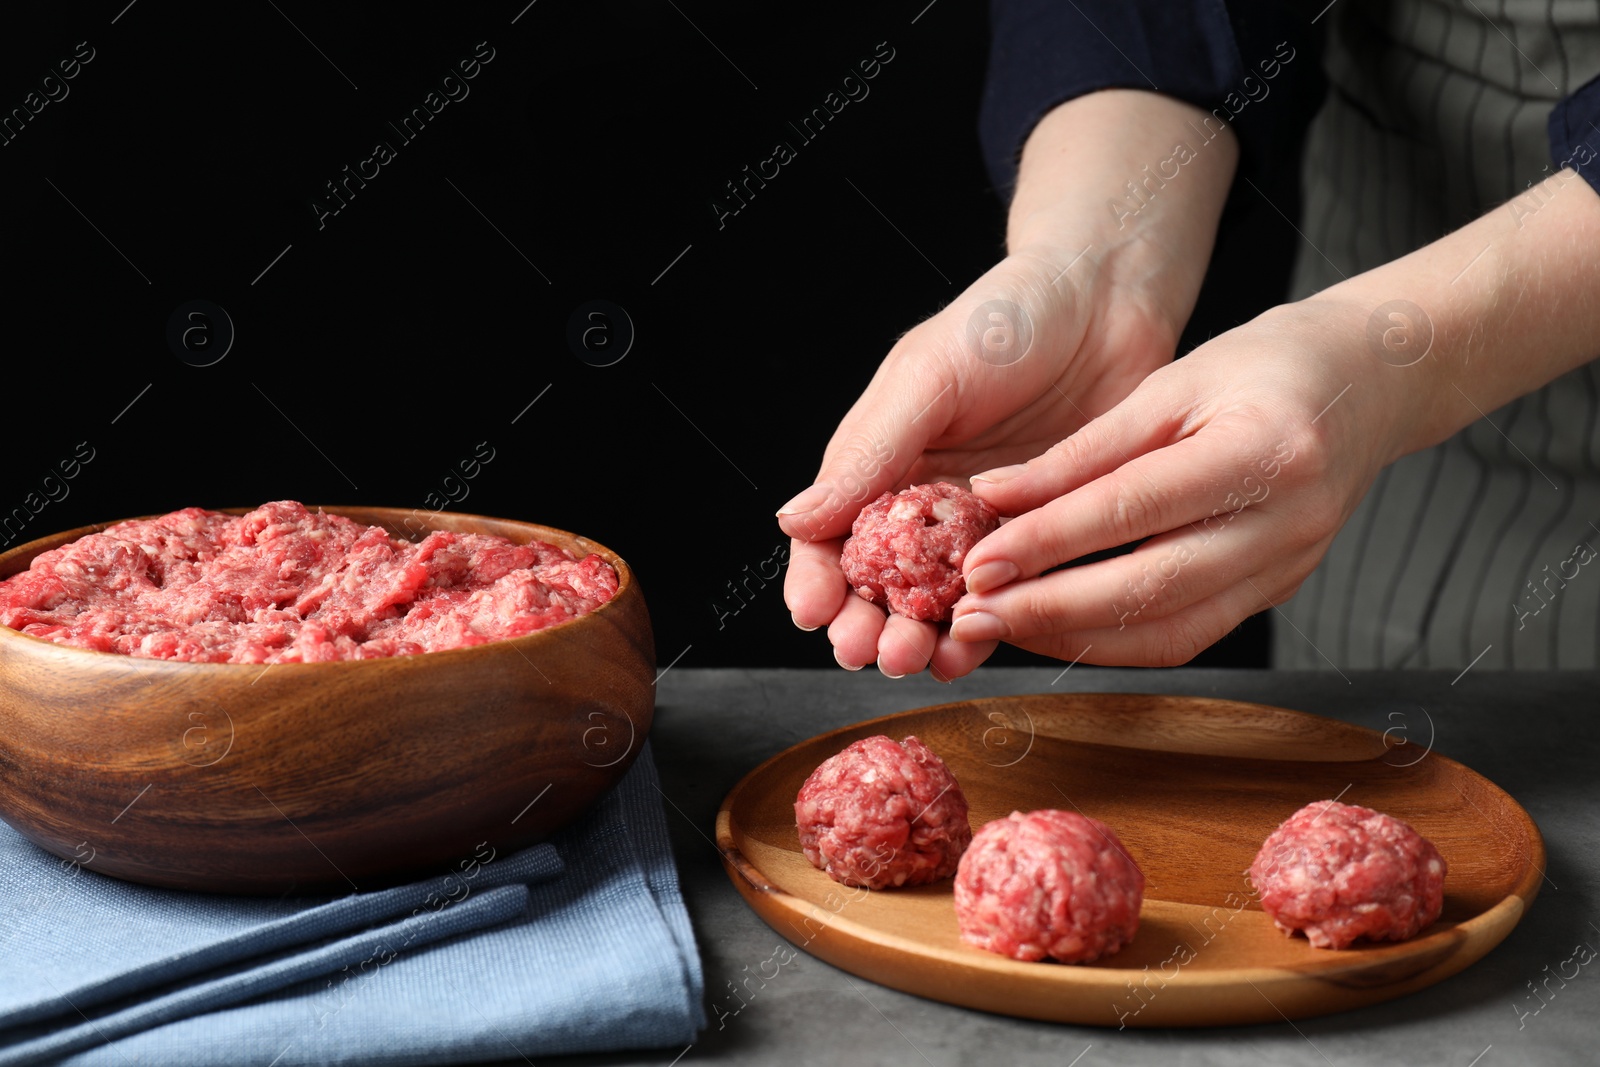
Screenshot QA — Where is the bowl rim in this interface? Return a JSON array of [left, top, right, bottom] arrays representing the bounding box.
[[0, 503, 641, 672]]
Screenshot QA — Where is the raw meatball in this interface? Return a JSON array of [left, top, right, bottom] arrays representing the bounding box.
[[954, 810, 1144, 963], [794, 735, 972, 889], [1248, 799, 1447, 950], [839, 482, 1000, 622]]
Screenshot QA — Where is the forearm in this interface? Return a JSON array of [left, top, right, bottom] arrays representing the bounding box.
[[1302, 168, 1600, 464], [1007, 89, 1240, 342]]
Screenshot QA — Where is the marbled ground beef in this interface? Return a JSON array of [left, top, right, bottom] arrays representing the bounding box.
[[794, 735, 972, 889], [1248, 799, 1446, 950], [0, 500, 616, 663], [954, 809, 1144, 963], [839, 482, 1000, 623]]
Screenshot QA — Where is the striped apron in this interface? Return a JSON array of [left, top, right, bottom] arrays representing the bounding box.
[[1274, 0, 1600, 669]]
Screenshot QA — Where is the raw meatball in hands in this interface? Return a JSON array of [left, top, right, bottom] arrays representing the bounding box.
[[840, 483, 1000, 623], [777, 91, 1240, 681]]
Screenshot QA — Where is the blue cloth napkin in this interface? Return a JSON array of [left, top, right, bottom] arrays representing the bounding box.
[[0, 742, 705, 1065]]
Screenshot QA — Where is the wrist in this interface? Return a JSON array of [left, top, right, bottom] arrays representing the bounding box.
[[1006, 89, 1239, 349], [1245, 297, 1424, 471], [1301, 168, 1600, 462]]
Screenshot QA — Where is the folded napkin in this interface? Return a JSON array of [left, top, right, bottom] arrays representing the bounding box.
[[0, 742, 705, 1066]]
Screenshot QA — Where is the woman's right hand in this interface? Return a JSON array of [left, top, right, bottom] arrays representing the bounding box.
[[777, 90, 1241, 680]]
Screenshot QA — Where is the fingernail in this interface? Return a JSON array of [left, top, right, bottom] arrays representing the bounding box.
[[777, 484, 830, 518], [966, 560, 1019, 594], [877, 659, 906, 680], [950, 611, 1006, 642], [834, 647, 866, 671], [792, 612, 820, 632], [971, 464, 1027, 486]]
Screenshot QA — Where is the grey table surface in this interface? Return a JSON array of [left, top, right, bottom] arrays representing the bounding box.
[[539, 667, 1598, 1067]]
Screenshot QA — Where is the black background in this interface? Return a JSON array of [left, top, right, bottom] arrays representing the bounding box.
[[0, 1, 1310, 671]]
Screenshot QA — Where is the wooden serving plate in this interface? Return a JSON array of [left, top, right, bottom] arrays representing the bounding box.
[[717, 693, 1543, 1028], [0, 506, 654, 893]]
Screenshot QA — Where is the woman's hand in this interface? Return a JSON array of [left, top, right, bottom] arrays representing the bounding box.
[[953, 163, 1600, 665], [953, 298, 1399, 665], [779, 244, 1177, 680], [778, 90, 1240, 679]]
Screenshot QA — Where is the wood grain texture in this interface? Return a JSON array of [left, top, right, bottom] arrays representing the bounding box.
[[0, 506, 655, 894], [716, 693, 1544, 1028]]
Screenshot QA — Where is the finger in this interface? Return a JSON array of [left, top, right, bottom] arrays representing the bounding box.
[[875, 613, 938, 678], [963, 430, 1286, 593], [827, 590, 888, 671], [954, 516, 1271, 640], [928, 629, 997, 682], [776, 343, 954, 542], [778, 248, 1095, 542], [783, 537, 848, 631], [969, 377, 1186, 516], [1007, 574, 1294, 668]]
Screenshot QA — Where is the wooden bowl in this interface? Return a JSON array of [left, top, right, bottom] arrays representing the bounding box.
[[0, 506, 654, 893]]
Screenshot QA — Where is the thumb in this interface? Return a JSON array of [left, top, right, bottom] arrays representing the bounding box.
[[776, 364, 955, 541]]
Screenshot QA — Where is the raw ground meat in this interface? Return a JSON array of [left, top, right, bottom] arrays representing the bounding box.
[[839, 482, 1000, 622], [954, 809, 1144, 964], [0, 500, 617, 663], [794, 735, 972, 890], [1248, 799, 1447, 950]]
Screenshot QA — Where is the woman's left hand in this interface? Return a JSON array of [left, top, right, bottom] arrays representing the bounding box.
[[951, 162, 1600, 666], [951, 297, 1417, 665]]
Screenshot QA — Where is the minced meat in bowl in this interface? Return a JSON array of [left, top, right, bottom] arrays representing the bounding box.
[[0, 503, 653, 893], [0, 500, 618, 663]]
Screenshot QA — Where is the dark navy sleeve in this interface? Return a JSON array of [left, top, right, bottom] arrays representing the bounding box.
[[978, 0, 1324, 199], [1547, 73, 1600, 198]]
